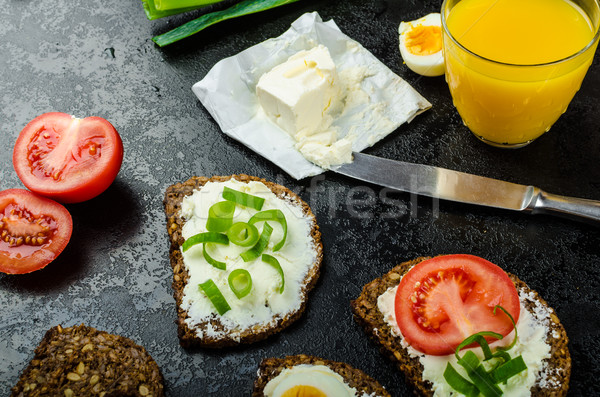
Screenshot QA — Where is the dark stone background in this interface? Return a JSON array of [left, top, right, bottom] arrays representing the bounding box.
[[1, 0, 598, 395]]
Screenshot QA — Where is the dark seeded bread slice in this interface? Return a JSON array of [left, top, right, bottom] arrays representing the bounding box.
[[163, 174, 323, 348], [252, 354, 391, 396], [11, 324, 164, 397], [351, 257, 571, 397]]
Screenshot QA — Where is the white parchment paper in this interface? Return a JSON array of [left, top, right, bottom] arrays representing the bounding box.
[[192, 12, 431, 179]]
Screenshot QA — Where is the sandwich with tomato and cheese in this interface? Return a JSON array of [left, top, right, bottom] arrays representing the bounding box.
[[351, 254, 570, 396]]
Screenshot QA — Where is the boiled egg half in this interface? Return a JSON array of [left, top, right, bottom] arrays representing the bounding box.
[[263, 364, 358, 396], [399, 13, 445, 77]]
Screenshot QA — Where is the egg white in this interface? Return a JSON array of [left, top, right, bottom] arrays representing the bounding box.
[[263, 364, 358, 396], [399, 13, 445, 77]]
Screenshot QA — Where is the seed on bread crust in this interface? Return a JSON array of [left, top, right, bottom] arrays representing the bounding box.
[[252, 354, 391, 397], [163, 174, 323, 348], [10, 324, 164, 397], [350, 257, 571, 397]]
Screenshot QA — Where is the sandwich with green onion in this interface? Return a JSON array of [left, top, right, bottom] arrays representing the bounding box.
[[163, 174, 322, 347], [351, 255, 571, 396]]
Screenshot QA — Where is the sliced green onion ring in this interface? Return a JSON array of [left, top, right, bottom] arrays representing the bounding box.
[[455, 351, 502, 397], [262, 254, 285, 293], [182, 231, 229, 252], [206, 201, 235, 232], [228, 269, 253, 299], [457, 350, 480, 372], [494, 305, 519, 352], [469, 364, 503, 397], [249, 209, 287, 251], [443, 364, 479, 397], [444, 305, 527, 396], [227, 222, 259, 247], [199, 279, 231, 315], [241, 222, 273, 262], [455, 331, 503, 361], [222, 186, 265, 211], [491, 355, 527, 384], [203, 243, 226, 270]]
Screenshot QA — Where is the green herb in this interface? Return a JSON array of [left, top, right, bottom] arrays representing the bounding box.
[[227, 222, 259, 247], [222, 186, 265, 211], [443, 364, 479, 397], [262, 254, 284, 293], [241, 222, 273, 262], [182, 231, 229, 252], [206, 201, 235, 233], [203, 243, 226, 270], [228, 269, 253, 298], [199, 279, 231, 315], [443, 305, 526, 396], [491, 355, 527, 384], [152, 0, 302, 47], [249, 209, 287, 251]]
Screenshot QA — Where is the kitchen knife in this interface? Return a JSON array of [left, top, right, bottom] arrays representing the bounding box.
[[333, 152, 600, 223]]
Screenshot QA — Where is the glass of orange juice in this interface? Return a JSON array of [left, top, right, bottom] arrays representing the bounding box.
[[441, 0, 600, 148]]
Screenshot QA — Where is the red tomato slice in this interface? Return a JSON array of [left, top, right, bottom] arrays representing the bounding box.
[[394, 254, 520, 356], [0, 189, 72, 274], [13, 112, 124, 203]]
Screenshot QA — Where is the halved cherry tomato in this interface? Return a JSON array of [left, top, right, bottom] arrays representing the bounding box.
[[13, 112, 124, 204], [394, 254, 520, 356], [0, 189, 72, 274]]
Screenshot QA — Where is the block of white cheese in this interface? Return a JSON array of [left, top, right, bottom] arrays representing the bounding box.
[[256, 45, 343, 143], [193, 12, 433, 179]]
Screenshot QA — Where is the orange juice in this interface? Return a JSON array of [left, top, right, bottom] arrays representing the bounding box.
[[442, 0, 599, 146]]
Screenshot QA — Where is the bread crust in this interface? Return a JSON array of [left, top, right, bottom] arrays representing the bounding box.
[[350, 257, 571, 396], [252, 354, 391, 397], [163, 174, 323, 348], [10, 324, 164, 397]]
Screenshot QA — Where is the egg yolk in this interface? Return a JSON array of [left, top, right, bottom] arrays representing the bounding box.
[[281, 385, 327, 397], [405, 24, 442, 56]]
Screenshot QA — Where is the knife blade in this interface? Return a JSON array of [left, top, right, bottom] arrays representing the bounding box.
[[333, 152, 600, 223]]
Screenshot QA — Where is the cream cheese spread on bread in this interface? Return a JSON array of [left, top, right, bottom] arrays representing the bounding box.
[[377, 285, 553, 396], [179, 179, 316, 341]]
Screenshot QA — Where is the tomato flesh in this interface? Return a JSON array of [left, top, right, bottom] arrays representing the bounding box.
[[13, 112, 124, 203], [0, 189, 72, 274], [394, 255, 520, 356]]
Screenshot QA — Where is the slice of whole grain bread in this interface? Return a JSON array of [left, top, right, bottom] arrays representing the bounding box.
[[252, 354, 391, 397], [11, 324, 164, 397], [163, 174, 323, 348], [351, 257, 571, 397]]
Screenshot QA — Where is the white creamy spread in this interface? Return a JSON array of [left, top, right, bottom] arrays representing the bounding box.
[[377, 285, 554, 396], [263, 364, 378, 397], [256, 45, 389, 169], [179, 179, 316, 341]]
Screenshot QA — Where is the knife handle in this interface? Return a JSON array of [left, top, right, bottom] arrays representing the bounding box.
[[529, 188, 600, 223]]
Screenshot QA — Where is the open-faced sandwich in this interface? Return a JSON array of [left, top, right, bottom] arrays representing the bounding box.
[[11, 324, 164, 397], [351, 254, 570, 396], [163, 174, 323, 348], [253, 354, 391, 397]]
